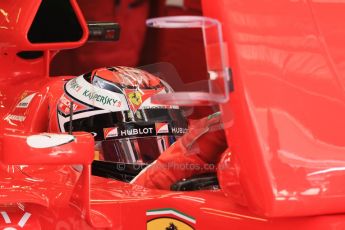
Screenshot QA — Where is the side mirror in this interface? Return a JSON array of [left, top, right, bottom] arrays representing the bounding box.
[[1, 132, 112, 228], [1, 132, 94, 165]]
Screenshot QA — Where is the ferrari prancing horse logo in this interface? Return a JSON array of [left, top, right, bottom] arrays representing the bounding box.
[[128, 91, 142, 106], [146, 209, 195, 230], [124, 88, 164, 112]]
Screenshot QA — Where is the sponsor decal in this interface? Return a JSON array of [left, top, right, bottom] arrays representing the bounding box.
[[146, 208, 195, 230], [124, 88, 164, 112], [155, 122, 169, 134], [104, 125, 156, 139], [16, 92, 37, 108], [65, 76, 128, 111], [128, 91, 142, 106], [58, 94, 89, 116], [5, 91, 37, 125], [82, 90, 120, 107], [141, 105, 173, 109], [26, 133, 75, 148], [5, 114, 26, 122], [104, 123, 187, 139], [104, 127, 119, 139], [120, 127, 154, 137], [58, 94, 78, 114], [171, 127, 188, 135], [69, 78, 83, 92]]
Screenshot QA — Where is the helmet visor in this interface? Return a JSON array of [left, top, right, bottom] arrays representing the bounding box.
[[97, 135, 177, 164]]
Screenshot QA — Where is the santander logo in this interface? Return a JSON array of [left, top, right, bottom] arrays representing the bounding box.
[[155, 123, 169, 134]]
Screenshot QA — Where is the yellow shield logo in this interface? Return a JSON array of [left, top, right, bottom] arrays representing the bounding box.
[[128, 91, 142, 106], [147, 218, 194, 230], [146, 209, 195, 230]]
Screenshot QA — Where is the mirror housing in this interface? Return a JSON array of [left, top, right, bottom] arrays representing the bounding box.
[[1, 132, 94, 165]]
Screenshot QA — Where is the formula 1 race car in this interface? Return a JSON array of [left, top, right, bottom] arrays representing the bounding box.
[[1, 0, 345, 229]]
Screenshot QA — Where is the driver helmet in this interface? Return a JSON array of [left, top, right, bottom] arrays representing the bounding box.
[[55, 66, 188, 181]]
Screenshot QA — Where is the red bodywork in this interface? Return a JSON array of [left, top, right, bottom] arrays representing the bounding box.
[[1, 0, 345, 229]]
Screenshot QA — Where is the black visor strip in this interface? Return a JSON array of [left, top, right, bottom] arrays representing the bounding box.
[[103, 121, 188, 139], [64, 109, 188, 141]]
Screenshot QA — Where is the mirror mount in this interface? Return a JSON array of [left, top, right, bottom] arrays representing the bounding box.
[[1, 132, 112, 228]]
